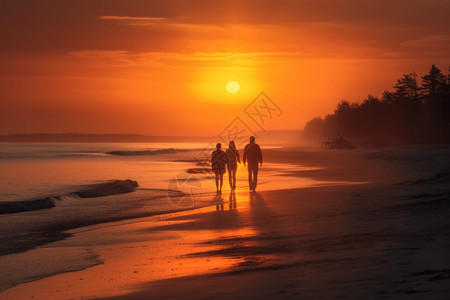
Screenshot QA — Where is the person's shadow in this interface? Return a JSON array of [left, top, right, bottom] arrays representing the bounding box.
[[249, 191, 266, 206], [248, 191, 278, 232]]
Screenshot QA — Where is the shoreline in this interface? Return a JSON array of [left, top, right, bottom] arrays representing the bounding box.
[[1, 145, 449, 299], [0, 184, 364, 298], [0, 145, 371, 257]]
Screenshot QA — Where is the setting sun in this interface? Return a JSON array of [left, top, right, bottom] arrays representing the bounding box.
[[226, 81, 240, 94]]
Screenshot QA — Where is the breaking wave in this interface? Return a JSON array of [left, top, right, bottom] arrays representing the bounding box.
[[0, 179, 139, 214]]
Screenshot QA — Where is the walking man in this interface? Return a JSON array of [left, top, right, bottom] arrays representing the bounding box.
[[243, 136, 263, 192]]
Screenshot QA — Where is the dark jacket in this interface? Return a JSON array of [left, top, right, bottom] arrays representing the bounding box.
[[211, 149, 228, 171], [243, 143, 262, 166]]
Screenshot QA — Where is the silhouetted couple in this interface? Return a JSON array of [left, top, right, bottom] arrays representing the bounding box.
[[211, 136, 263, 194], [211, 140, 240, 195]]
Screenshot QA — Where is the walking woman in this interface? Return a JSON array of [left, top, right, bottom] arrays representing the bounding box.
[[226, 140, 241, 190], [211, 143, 228, 195]]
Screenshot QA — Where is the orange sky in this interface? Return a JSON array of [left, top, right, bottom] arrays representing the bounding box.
[[0, 0, 449, 136]]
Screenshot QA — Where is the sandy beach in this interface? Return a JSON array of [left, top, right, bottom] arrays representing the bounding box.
[[1, 146, 450, 299]]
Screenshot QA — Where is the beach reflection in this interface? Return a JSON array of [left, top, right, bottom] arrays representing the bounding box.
[[214, 191, 237, 211], [215, 195, 224, 211], [229, 191, 237, 210]]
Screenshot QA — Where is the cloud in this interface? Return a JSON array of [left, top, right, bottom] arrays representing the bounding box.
[[69, 50, 321, 69], [0, 0, 449, 61], [99, 16, 169, 26], [69, 50, 422, 71], [99, 16, 168, 21], [402, 35, 450, 48]]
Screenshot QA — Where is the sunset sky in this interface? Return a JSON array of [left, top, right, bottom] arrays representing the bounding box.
[[1, 0, 449, 136]]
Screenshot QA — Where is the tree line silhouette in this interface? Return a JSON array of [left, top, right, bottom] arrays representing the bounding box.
[[304, 65, 450, 146]]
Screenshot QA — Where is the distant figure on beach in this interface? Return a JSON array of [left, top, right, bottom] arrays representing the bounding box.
[[226, 141, 241, 190], [243, 136, 263, 192], [211, 143, 228, 195]]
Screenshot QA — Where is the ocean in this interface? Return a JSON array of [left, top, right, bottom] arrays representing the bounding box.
[[0, 142, 365, 292], [0, 142, 330, 257], [0, 143, 206, 202]]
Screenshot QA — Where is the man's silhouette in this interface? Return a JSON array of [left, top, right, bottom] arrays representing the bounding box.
[[243, 136, 263, 192]]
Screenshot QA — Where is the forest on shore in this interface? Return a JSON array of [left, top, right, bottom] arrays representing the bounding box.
[[304, 65, 450, 146]]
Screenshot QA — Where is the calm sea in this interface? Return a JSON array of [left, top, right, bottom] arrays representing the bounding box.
[[0, 143, 351, 291], [0, 143, 204, 202], [0, 142, 327, 258]]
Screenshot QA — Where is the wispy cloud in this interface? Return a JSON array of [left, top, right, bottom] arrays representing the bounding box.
[[99, 16, 168, 21], [402, 34, 450, 48], [400, 35, 450, 58], [99, 15, 169, 26], [69, 50, 323, 69]]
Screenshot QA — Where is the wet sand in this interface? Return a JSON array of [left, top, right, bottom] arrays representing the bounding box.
[[1, 146, 449, 299]]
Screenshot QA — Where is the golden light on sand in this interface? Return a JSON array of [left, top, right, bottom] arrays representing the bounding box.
[[225, 81, 240, 94]]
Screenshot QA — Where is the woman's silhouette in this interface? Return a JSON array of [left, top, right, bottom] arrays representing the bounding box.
[[226, 141, 241, 190], [211, 143, 228, 195]]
